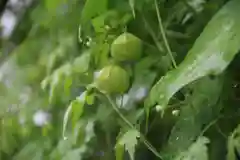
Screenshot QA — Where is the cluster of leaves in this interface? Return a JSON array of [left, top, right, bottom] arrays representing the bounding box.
[[2, 0, 240, 160]]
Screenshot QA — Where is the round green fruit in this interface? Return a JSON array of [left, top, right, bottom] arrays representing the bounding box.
[[95, 65, 130, 94], [111, 32, 143, 61]]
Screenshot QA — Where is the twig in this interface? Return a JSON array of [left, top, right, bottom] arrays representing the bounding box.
[[154, 0, 177, 68], [199, 110, 240, 138], [199, 117, 219, 137], [105, 95, 163, 159], [142, 16, 164, 53]]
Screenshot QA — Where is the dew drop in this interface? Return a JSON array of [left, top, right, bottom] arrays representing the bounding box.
[[172, 110, 180, 116], [155, 105, 163, 112]]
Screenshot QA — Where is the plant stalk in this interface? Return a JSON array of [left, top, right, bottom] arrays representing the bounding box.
[[105, 95, 163, 159], [154, 0, 177, 68]]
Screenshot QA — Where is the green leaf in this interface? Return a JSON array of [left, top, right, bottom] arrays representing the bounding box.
[[13, 140, 50, 160], [117, 129, 140, 160], [91, 10, 117, 33], [62, 92, 86, 140], [129, 0, 135, 18], [81, 0, 108, 24], [174, 137, 210, 160], [73, 92, 87, 121], [0, 128, 17, 154], [163, 76, 223, 159], [44, 0, 67, 11], [72, 51, 91, 73], [85, 93, 95, 105], [227, 133, 236, 160], [227, 124, 240, 160], [61, 148, 86, 160], [50, 139, 73, 159], [93, 42, 110, 68], [63, 76, 73, 97], [146, 0, 240, 109], [48, 63, 72, 102]]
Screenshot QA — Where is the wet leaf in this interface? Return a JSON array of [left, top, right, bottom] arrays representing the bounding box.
[[174, 137, 210, 160], [147, 0, 240, 109]]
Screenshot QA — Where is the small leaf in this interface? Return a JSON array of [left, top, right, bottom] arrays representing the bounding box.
[[47, 63, 72, 102], [91, 11, 117, 33], [41, 76, 50, 90], [117, 129, 140, 160], [174, 137, 210, 160], [62, 92, 86, 140], [72, 92, 87, 126], [49, 72, 59, 103], [84, 119, 95, 143], [72, 52, 91, 73], [94, 43, 110, 68], [62, 103, 73, 140], [64, 76, 73, 97]]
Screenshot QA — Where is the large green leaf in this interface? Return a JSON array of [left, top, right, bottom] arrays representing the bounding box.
[[162, 76, 224, 159], [146, 0, 240, 109], [174, 136, 210, 160], [81, 0, 108, 24]]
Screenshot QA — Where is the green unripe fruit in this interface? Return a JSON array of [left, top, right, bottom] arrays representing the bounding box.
[[95, 65, 130, 94], [111, 32, 143, 61]]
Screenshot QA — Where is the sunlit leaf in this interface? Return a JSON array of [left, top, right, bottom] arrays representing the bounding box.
[[174, 137, 210, 160], [81, 0, 108, 24], [163, 76, 223, 158], [73, 92, 87, 124], [84, 119, 95, 143], [117, 129, 140, 160], [61, 148, 86, 160], [85, 93, 95, 105], [72, 51, 91, 73], [44, 0, 67, 11], [62, 92, 86, 140], [146, 0, 240, 110], [64, 76, 73, 97]]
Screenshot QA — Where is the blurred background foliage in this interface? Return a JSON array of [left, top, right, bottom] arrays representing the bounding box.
[[1, 0, 240, 160]]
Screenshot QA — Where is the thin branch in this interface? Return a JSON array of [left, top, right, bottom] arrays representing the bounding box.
[[142, 16, 164, 53], [154, 0, 177, 68], [105, 95, 163, 159]]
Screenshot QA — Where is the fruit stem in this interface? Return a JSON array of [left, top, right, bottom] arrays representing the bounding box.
[[154, 0, 177, 69], [105, 94, 163, 159]]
